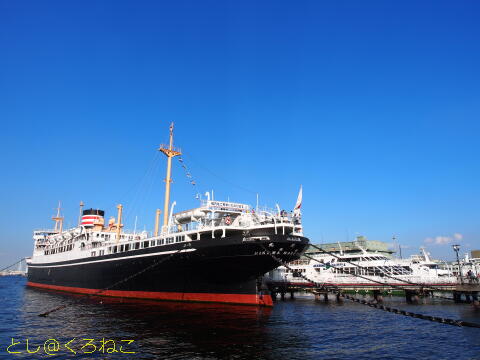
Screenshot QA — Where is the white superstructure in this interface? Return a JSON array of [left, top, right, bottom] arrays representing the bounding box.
[[29, 198, 303, 266]]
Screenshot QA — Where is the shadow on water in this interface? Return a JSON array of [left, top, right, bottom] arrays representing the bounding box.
[[16, 285, 283, 359]]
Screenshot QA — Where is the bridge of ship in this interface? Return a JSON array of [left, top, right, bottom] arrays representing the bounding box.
[[171, 200, 303, 237]]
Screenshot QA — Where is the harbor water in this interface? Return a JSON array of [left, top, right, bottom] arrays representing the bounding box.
[[1, 277, 479, 359]]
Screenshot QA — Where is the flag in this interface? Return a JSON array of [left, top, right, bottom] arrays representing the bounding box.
[[293, 185, 302, 216]]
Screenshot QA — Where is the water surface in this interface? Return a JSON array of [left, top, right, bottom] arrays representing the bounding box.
[[0, 277, 479, 359]]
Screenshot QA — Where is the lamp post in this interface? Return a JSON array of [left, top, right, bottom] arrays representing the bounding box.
[[452, 244, 463, 285]]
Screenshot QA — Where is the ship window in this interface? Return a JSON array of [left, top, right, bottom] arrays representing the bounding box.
[[135, 243, 140, 250], [124, 244, 130, 251], [91, 251, 96, 257], [144, 241, 149, 248], [99, 250, 105, 256], [157, 239, 164, 246], [120, 245, 124, 252], [150, 240, 155, 247], [113, 246, 118, 253]]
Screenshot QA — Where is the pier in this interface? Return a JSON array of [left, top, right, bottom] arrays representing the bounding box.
[[452, 284, 480, 305], [266, 280, 480, 306]]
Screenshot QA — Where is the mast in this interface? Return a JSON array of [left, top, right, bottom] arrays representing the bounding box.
[[52, 201, 64, 233], [116, 204, 123, 243], [159, 123, 182, 233], [78, 201, 84, 225], [154, 209, 161, 236]]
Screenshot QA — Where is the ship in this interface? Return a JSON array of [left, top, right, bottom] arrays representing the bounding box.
[[26, 124, 309, 306], [267, 236, 456, 288]]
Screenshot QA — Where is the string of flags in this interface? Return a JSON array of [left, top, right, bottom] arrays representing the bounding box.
[[178, 157, 199, 198]]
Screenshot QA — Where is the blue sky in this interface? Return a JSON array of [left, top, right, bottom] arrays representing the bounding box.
[[1, 0, 479, 266]]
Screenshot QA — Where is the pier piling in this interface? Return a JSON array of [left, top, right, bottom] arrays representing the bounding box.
[[473, 292, 479, 308], [373, 290, 384, 303], [406, 290, 419, 303]]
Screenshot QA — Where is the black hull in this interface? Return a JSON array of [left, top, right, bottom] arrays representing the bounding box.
[[28, 234, 309, 306]]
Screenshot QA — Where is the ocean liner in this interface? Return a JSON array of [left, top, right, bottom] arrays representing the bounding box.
[[27, 124, 309, 306]]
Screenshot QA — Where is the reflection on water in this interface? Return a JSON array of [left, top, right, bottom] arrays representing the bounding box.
[[0, 277, 479, 359]]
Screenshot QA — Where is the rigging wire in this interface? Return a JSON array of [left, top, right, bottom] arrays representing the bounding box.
[[104, 152, 161, 220], [0, 258, 26, 273], [185, 153, 257, 195], [123, 155, 162, 228]]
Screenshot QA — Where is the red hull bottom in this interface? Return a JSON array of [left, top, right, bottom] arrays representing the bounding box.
[[26, 281, 274, 307]]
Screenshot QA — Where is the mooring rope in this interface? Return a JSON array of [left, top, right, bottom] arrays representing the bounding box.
[[38, 245, 188, 317], [261, 244, 480, 328], [0, 258, 26, 273]]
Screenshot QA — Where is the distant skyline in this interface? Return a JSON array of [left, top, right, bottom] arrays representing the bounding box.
[[1, 0, 479, 267]]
